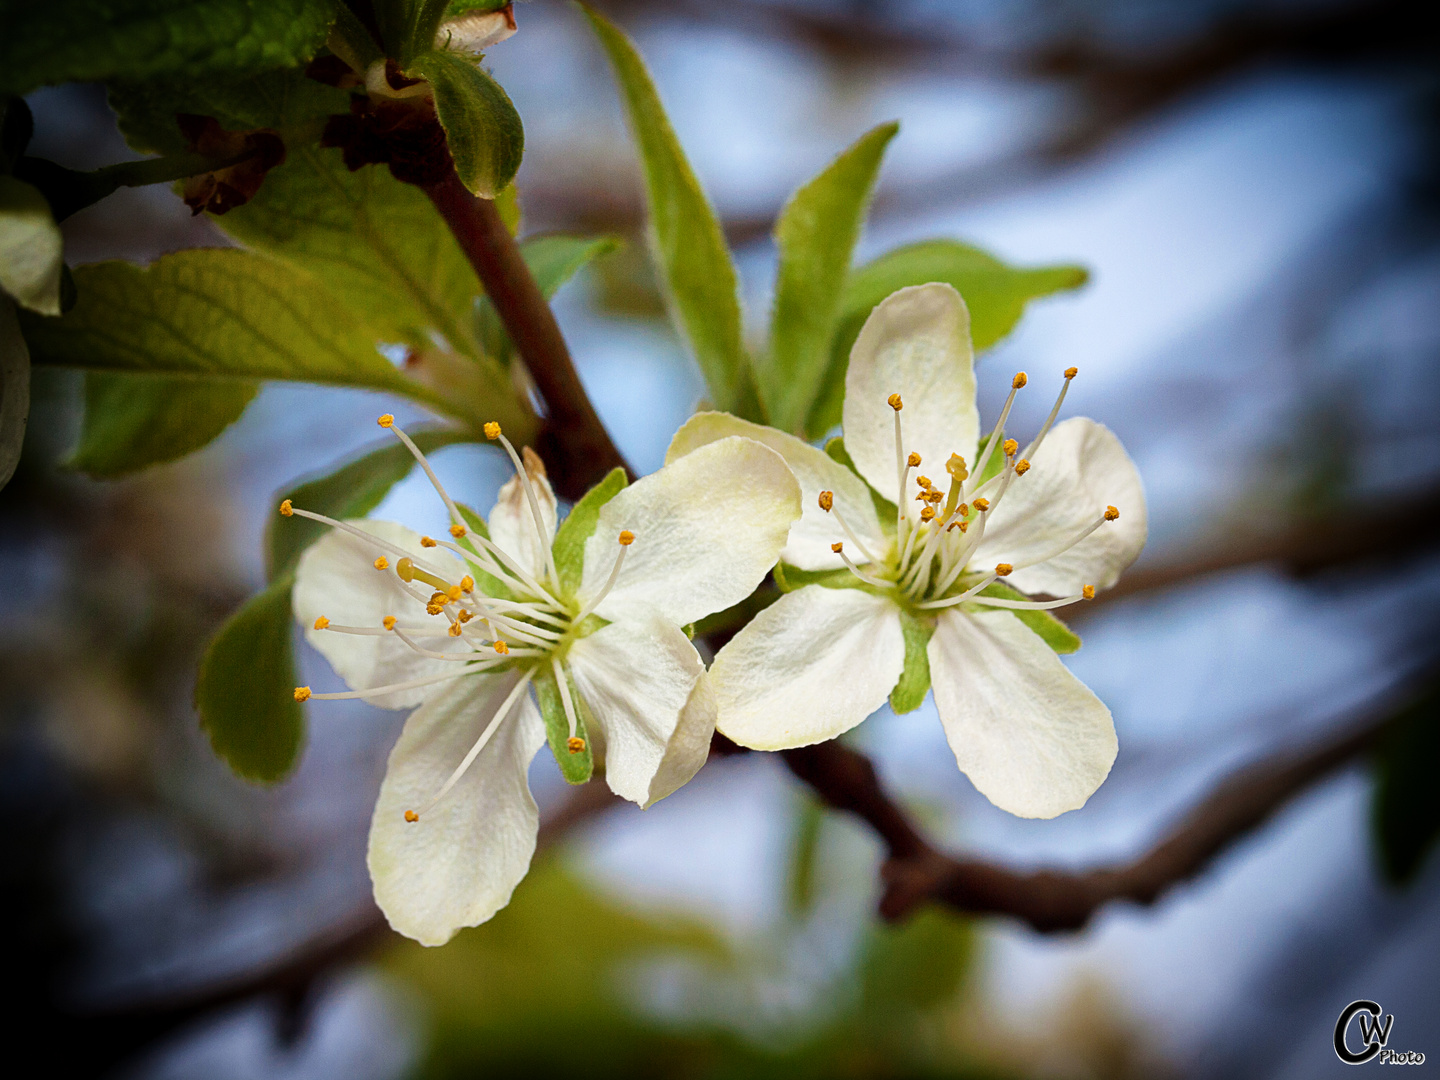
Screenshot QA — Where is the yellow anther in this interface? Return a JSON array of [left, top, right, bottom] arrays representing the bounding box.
[[420, 536, 437, 548], [1012, 372, 1027, 389], [447, 586, 462, 602], [618, 530, 635, 546], [945, 453, 968, 480], [458, 610, 474, 623], [973, 497, 990, 512], [920, 505, 936, 522], [907, 452, 921, 467], [957, 503, 970, 517], [493, 641, 509, 655], [567, 736, 586, 754], [430, 591, 449, 606], [460, 575, 474, 593], [374, 556, 389, 570], [383, 615, 397, 630], [1003, 438, 1018, 458], [1082, 585, 1096, 600], [888, 393, 903, 411], [450, 523, 467, 538], [404, 810, 419, 823], [396, 557, 415, 582], [925, 490, 944, 503], [313, 616, 330, 631], [947, 520, 969, 533], [293, 686, 312, 702], [448, 622, 463, 637], [818, 490, 834, 512], [916, 475, 932, 489], [831, 541, 844, 553], [483, 421, 501, 440], [377, 413, 394, 428], [995, 563, 1014, 576], [426, 603, 444, 616], [1064, 366, 1078, 379], [1014, 458, 1032, 476], [278, 499, 293, 516], [1104, 505, 1120, 521]]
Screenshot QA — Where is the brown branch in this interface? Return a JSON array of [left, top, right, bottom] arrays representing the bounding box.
[[422, 171, 632, 498], [784, 700, 1398, 932]]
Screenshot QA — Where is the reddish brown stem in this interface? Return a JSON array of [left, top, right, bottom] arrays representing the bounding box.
[[422, 171, 632, 498]]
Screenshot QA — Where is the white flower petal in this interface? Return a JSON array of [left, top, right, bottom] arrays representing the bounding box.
[[293, 520, 469, 708], [567, 605, 713, 808], [487, 445, 557, 581], [842, 284, 979, 510], [368, 672, 546, 945], [666, 411, 887, 570], [928, 608, 1116, 819], [579, 436, 801, 626], [711, 586, 905, 750], [971, 417, 1146, 596]]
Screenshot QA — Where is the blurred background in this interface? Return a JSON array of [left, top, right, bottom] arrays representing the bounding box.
[[3, 0, 1439, 1076]]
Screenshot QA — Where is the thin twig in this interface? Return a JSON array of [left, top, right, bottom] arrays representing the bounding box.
[[422, 171, 632, 498]]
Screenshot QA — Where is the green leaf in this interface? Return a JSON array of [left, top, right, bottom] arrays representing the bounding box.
[[0, 0, 337, 96], [1, 297, 30, 492], [408, 49, 524, 199], [69, 371, 258, 478], [772, 562, 872, 594], [889, 609, 934, 713], [196, 576, 303, 783], [583, 6, 753, 415], [976, 581, 1081, 654], [376, 0, 450, 64], [552, 467, 627, 598], [445, 0, 511, 14], [534, 662, 594, 785], [764, 122, 897, 434], [860, 905, 975, 1012], [269, 427, 473, 580], [1372, 686, 1440, 885], [476, 235, 620, 363], [805, 240, 1088, 438], [0, 175, 63, 315], [20, 248, 443, 404]]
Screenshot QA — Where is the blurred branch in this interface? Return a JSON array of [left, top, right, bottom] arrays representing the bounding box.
[[784, 695, 1403, 931]]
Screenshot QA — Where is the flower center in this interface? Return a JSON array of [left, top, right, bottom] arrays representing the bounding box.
[[285, 416, 635, 820], [820, 367, 1113, 616]]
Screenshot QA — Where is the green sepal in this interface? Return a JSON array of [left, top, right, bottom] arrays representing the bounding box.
[[268, 428, 473, 581], [454, 501, 515, 601], [889, 609, 934, 713], [975, 581, 1081, 654], [1371, 685, 1440, 885], [773, 562, 873, 595], [534, 662, 595, 785], [68, 372, 257, 478], [196, 576, 303, 784], [552, 466, 627, 598], [408, 49, 524, 198]]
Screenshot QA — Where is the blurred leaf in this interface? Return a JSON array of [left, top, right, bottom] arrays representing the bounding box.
[[495, 181, 520, 234], [408, 49, 523, 198], [976, 581, 1081, 654], [806, 240, 1088, 438], [69, 371, 258, 478], [0, 176, 63, 315], [0, 0, 336, 96], [476, 235, 620, 363], [1372, 685, 1440, 885], [785, 795, 824, 918], [583, 6, 754, 416], [533, 663, 593, 784], [764, 122, 897, 434], [21, 248, 445, 405], [889, 610, 934, 713], [376, 0, 450, 64], [860, 905, 975, 1013], [196, 577, 303, 783], [1, 297, 30, 491], [552, 466, 627, 598], [444, 0, 511, 14], [268, 428, 473, 580]]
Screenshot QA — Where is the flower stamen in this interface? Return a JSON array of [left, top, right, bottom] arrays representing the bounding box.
[[571, 531, 632, 622]]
